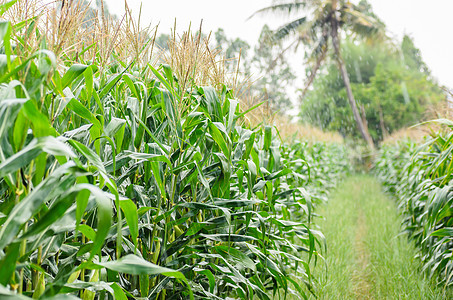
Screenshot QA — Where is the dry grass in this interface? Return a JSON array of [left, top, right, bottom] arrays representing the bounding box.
[[274, 116, 344, 143], [238, 94, 343, 143], [241, 100, 344, 143], [381, 126, 432, 145]]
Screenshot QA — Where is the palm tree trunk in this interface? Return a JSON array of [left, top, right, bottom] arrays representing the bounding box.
[[330, 12, 375, 149]]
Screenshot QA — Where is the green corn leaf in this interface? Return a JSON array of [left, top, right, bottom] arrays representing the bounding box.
[[430, 228, 453, 238], [201, 234, 256, 242], [122, 73, 140, 101], [0, 137, 75, 178], [0, 163, 77, 251], [90, 254, 193, 299], [110, 283, 128, 300], [120, 199, 139, 247], [0, 0, 18, 16], [76, 183, 112, 260], [77, 224, 96, 241], [67, 98, 101, 130], [209, 121, 230, 159], [62, 64, 88, 89], [0, 242, 20, 285], [22, 100, 58, 137]]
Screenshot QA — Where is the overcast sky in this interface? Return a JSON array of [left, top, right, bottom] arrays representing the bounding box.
[[106, 0, 453, 89]]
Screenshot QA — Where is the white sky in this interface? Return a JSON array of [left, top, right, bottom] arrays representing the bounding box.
[[105, 0, 453, 89]]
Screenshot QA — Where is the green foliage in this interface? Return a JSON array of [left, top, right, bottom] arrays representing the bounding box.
[[0, 14, 349, 299], [374, 125, 453, 288], [214, 28, 251, 71], [401, 34, 429, 75], [301, 37, 444, 142], [214, 25, 297, 112], [252, 0, 385, 147], [250, 25, 296, 112], [155, 33, 170, 50]]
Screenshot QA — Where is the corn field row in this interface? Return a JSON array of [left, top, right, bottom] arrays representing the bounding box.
[[374, 121, 453, 288], [0, 1, 350, 298]]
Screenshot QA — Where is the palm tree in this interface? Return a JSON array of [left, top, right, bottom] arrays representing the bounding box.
[[252, 0, 383, 148]]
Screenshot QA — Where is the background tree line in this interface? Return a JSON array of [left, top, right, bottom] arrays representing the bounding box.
[[301, 35, 444, 142], [154, 0, 446, 144]]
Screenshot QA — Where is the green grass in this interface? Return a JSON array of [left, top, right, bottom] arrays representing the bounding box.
[[312, 175, 449, 299]]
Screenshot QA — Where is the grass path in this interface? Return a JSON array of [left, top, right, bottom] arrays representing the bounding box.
[[311, 175, 448, 299]]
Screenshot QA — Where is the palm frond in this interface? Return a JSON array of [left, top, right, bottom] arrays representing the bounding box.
[[273, 17, 308, 41], [342, 6, 384, 38], [309, 31, 328, 58], [248, 1, 308, 20]]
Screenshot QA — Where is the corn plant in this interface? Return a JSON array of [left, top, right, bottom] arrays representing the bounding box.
[[375, 123, 453, 288], [0, 7, 350, 298], [284, 142, 350, 201]]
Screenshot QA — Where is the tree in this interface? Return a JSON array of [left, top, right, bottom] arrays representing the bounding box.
[[214, 28, 251, 73], [401, 34, 429, 75], [300, 37, 444, 141], [213, 26, 296, 111], [155, 33, 170, 50], [252, 0, 383, 148], [79, 0, 117, 29], [250, 25, 296, 111]]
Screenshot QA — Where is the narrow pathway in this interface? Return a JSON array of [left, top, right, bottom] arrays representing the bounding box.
[[312, 175, 447, 299]]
